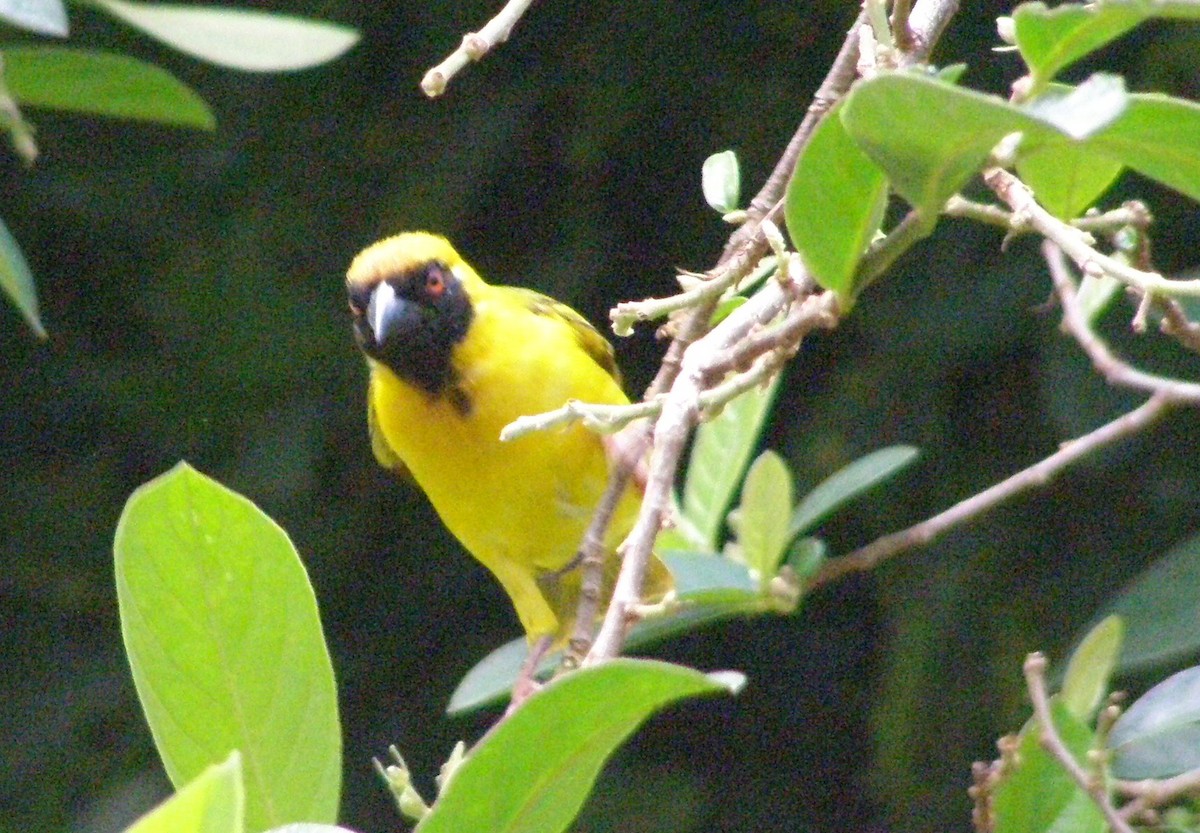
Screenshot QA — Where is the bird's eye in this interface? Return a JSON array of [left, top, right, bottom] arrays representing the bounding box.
[[424, 265, 447, 298], [347, 283, 372, 315]]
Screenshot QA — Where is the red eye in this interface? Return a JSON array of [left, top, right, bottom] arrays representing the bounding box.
[[425, 267, 446, 298]]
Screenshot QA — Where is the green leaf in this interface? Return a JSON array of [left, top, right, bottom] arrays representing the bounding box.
[[1102, 532, 1200, 674], [125, 751, 243, 833], [1092, 93, 1200, 203], [423, 660, 742, 833], [3, 46, 214, 129], [115, 463, 341, 833], [265, 827, 358, 833], [1020, 74, 1128, 141], [1073, 272, 1124, 322], [680, 375, 781, 551], [729, 451, 794, 585], [701, 150, 740, 213], [1060, 615, 1123, 720], [1015, 138, 1124, 219], [992, 700, 1105, 833], [787, 536, 827, 580], [1110, 665, 1200, 779], [1012, 1, 1145, 93], [786, 100, 888, 303], [841, 74, 1035, 222], [87, 0, 360, 72], [0, 215, 45, 338], [0, 0, 68, 36], [448, 552, 763, 715], [791, 445, 919, 537]]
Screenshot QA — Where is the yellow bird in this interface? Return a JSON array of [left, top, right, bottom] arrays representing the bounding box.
[[346, 232, 670, 651]]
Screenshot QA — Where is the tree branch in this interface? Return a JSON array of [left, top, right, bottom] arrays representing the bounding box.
[[420, 0, 537, 97]]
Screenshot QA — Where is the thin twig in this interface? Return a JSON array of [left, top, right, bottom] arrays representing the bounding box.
[[420, 0, 537, 97], [808, 394, 1173, 588], [1116, 767, 1200, 820], [1158, 298, 1200, 355], [985, 168, 1200, 298], [1024, 653, 1136, 833], [1045, 241, 1200, 401]]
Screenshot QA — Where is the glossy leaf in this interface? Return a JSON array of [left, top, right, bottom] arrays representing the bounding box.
[[115, 463, 341, 833], [1012, 2, 1144, 92], [1110, 665, 1200, 778], [0, 0, 67, 36], [680, 376, 781, 551], [3, 46, 214, 128], [729, 450, 794, 584], [0, 216, 45, 338], [125, 751, 243, 833], [787, 100, 888, 303], [89, 0, 360, 72], [1102, 532, 1200, 673], [1021, 74, 1128, 141], [841, 74, 1037, 221], [1060, 615, 1123, 720], [992, 700, 1104, 833], [448, 552, 762, 714], [791, 445, 919, 537], [423, 660, 742, 833], [1015, 138, 1123, 219], [701, 150, 740, 213]]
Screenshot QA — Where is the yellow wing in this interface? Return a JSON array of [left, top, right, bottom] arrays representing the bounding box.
[[499, 286, 622, 385]]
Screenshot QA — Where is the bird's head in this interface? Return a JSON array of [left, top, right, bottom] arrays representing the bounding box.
[[346, 232, 477, 396]]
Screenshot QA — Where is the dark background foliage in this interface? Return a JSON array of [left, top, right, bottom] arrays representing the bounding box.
[[3, 1, 1200, 831]]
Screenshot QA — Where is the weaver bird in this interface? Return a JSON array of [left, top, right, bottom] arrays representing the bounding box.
[[347, 232, 671, 665]]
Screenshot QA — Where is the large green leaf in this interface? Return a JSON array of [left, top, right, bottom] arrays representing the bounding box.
[[791, 445, 919, 538], [679, 376, 781, 551], [115, 463, 341, 833], [1110, 665, 1200, 778], [1015, 137, 1124, 219], [786, 100, 888, 303], [1101, 532, 1200, 673], [125, 752, 243, 833], [447, 552, 762, 714], [86, 0, 360, 72], [841, 73, 1127, 221], [1012, 2, 1144, 93], [0, 215, 45, 338], [3, 46, 214, 128], [992, 700, 1105, 833], [1091, 93, 1200, 203], [0, 0, 68, 36], [422, 660, 743, 833]]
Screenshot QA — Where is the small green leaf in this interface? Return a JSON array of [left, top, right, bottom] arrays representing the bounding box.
[[1012, 1, 1145, 93], [1102, 532, 1200, 673], [787, 536, 827, 580], [787, 100, 888, 303], [791, 445, 919, 537], [0, 0, 68, 36], [3, 46, 214, 129], [701, 150, 740, 214], [992, 700, 1105, 833], [1074, 272, 1123, 323], [448, 552, 763, 714], [708, 295, 746, 327], [680, 375, 781, 551], [1060, 615, 1123, 720], [729, 451, 794, 585], [125, 751, 243, 833], [88, 0, 360, 72], [424, 660, 742, 833], [1110, 665, 1200, 779], [115, 463, 341, 833], [0, 215, 45, 338]]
